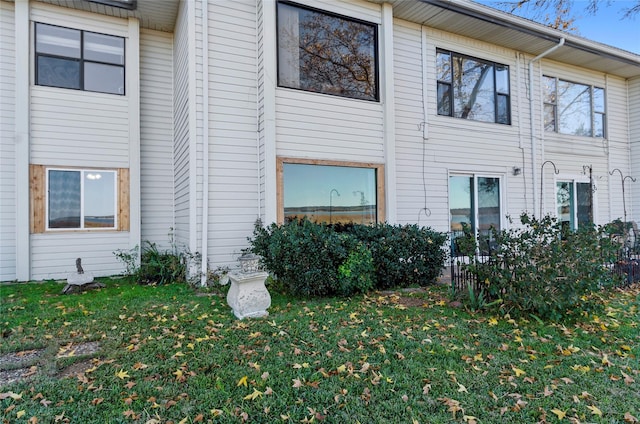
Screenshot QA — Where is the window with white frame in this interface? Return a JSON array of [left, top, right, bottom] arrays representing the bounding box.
[[35, 23, 125, 95], [450, 175, 502, 252], [277, 158, 384, 225], [47, 169, 117, 230], [436, 50, 511, 125], [277, 1, 379, 101], [543, 76, 605, 138], [556, 181, 593, 231]]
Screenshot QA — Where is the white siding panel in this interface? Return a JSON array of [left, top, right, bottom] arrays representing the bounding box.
[[419, 27, 529, 230], [541, 61, 628, 224], [30, 87, 130, 167], [630, 78, 640, 224], [276, 91, 384, 161], [173, 0, 190, 247], [140, 29, 174, 248], [274, 0, 384, 163], [0, 0, 16, 281], [31, 233, 130, 280], [29, 0, 132, 158], [207, 0, 259, 267]]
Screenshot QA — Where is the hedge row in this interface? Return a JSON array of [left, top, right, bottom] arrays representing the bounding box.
[[249, 218, 447, 297]]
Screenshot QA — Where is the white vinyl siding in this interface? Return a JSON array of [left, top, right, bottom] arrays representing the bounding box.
[[207, 0, 260, 266], [630, 78, 640, 223], [30, 4, 130, 168], [0, 0, 16, 281], [28, 3, 136, 279], [275, 0, 384, 163], [140, 28, 174, 248], [173, 0, 190, 248], [540, 60, 629, 224], [419, 27, 526, 231], [31, 232, 129, 280], [393, 19, 439, 226]]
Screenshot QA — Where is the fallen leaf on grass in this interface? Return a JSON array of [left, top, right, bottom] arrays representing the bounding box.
[[116, 369, 130, 380], [243, 389, 263, 400], [624, 412, 639, 423], [587, 405, 603, 417], [551, 408, 567, 420]]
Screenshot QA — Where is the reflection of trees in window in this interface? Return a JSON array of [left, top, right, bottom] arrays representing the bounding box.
[[278, 2, 378, 101], [543, 76, 605, 138], [437, 50, 510, 124], [556, 181, 593, 231]]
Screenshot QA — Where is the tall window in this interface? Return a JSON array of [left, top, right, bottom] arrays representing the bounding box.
[[47, 169, 117, 230], [35, 23, 125, 95], [277, 1, 378, 101], [437, 50, 510, 124], [556, 181, 593, 231], [277, 159, 384, 225], [450, 175, 501, 252], [543, 76, 605, 138]]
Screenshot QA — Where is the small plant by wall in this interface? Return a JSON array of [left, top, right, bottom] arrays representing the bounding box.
[[114, 229, 201, 286]]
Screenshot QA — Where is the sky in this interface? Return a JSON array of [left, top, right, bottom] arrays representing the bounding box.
[[478, 1, 640, 54], [572, 1, 640, 54]]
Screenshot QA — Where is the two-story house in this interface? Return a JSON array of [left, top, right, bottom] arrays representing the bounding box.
[[1, 0, 639, 282]]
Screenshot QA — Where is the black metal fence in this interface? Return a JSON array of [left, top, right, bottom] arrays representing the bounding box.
[[449, 232, 640, 294]]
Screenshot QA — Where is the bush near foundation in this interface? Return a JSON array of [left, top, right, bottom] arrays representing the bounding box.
[[249, 218, 447, 297], [458, 213, 622, 321]]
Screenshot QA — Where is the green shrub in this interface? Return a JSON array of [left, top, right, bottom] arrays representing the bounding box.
[[459, 213, 621, 320], [250, 218, 349, 297], [337, 242, 375, 296], [114, 230, 200, 286], [339, 223, 447, 289], [249, 218, 447, 297]]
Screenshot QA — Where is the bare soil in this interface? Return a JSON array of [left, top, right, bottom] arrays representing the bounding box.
[[0, 341, 101, 388]]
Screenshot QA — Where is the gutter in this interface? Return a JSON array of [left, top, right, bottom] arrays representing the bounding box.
[[419, 0, 639, 68], [529, 37, 564, 218]]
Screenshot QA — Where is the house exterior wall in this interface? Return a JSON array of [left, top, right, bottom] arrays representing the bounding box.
[[0, 0, 16, 281], [539, 60, 634, 225], [630, 77, 640, 224], [140, 28, 175, 248], [205, 0, 260, 265], [274, 0, 385, 163], [1, 0, 638, 281], [173, 0, 191, 249], [407, 26, 530, 233], [27, 3, 139, 280]]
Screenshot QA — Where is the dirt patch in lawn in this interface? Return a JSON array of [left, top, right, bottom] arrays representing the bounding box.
[[0, 341, 101, 387]]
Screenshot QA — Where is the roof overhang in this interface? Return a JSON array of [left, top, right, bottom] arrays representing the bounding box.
[[33, 0, 180, 32], [369, 0, 640, 79]]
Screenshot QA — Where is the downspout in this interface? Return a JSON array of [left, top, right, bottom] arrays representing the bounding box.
[[256, 0, 262, 221], [529, 37, 564, 218], [200, 0, 210, 285]]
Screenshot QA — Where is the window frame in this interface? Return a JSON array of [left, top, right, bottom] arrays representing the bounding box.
[[555, 178, 595, 231], [276, 157, 385, 224], [276, 0, 380, 102], [34, 22, 126, 96], [543, 75, 606, 138], [436, 49, 511, 125], [449, 173, 504, 253], [30, 165, 129, 233]]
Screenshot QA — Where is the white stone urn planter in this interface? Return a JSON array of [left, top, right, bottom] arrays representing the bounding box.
[[226, 254, 271, 319]]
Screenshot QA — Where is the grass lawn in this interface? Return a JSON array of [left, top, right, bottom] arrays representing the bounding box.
[[0, 279, 639, 423]]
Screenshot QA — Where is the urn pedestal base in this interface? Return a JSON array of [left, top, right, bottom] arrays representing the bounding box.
[[226, 271, 271, 319]]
